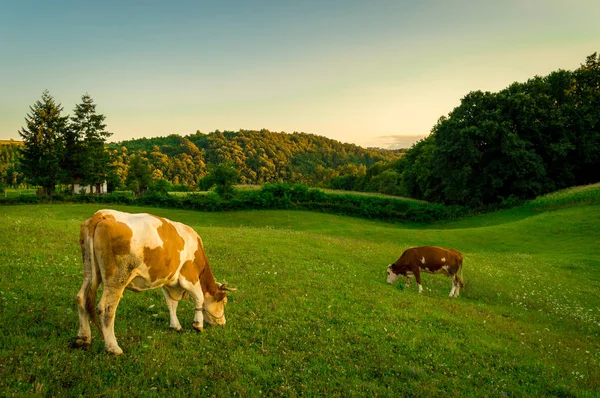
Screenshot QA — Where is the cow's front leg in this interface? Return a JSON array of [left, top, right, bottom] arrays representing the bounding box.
[[405, 274, 412, 289], [162, 286, 183, 331], [449, 278, 457, 297], [179, 278, 205, 332], [413, 268, 423, 293], [452, 275, 461, 297]]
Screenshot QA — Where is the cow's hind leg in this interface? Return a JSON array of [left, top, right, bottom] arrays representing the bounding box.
[[74, 276, 98, 348], [97, 286, 126, 355]]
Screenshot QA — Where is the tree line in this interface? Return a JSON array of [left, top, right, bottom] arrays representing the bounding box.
[[2, 52, 599, 207], [2, 98, 404, 195]]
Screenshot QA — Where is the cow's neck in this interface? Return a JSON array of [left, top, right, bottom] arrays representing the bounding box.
[[200, 261, 219, 296]]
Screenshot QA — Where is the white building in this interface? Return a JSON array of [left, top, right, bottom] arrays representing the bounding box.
[[73, 180, 108, 194]]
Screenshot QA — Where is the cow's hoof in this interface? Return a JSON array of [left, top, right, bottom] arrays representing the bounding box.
[[192, 322, 204, 332], [107, 347, 124, 356], [72, 337, 90, 349]]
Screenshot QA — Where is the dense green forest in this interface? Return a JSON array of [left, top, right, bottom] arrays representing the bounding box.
[[2, 53, 599, 207], [399, 53, 600, 206], [106, 130, 403, 191]]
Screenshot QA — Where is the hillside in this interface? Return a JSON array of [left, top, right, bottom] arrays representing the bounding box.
[[0, 191, 599, 395], [109, 129, 402, 186]]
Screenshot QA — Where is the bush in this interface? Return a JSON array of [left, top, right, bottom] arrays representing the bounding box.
[[0, 183, 470, 224]]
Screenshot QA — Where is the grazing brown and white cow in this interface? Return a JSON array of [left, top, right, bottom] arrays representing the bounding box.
[[386, 246, 464, 297], [74, 209, 235, 355]]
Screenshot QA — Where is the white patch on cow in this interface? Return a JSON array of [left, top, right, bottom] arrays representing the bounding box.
[[386, 265, 400, 284], [441, 257, 446, 262], [449, 284, 456, 297], [420, 256, 426, 264], [442, 265, 449, 272], [104, 209, 164, 251], [418, 284, 423, 293]]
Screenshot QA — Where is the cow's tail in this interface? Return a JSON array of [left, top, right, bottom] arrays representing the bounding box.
[[458, 256, 465, 290], [78, 218, 101, 330]]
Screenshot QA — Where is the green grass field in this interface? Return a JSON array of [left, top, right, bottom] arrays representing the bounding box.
[[0, 196, 599, 396]]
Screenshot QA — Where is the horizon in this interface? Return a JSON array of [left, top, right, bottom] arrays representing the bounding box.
[[1, 1, 598, 149]]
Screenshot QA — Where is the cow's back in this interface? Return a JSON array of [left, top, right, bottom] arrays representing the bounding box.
[[401, 246, 461, 268]]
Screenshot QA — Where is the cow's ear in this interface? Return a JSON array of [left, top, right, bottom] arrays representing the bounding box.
[[215, 291, 227, 302]]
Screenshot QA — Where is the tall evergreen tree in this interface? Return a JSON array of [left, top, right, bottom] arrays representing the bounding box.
[[70, 94, 112, 192], [18, 90, 68, 196]]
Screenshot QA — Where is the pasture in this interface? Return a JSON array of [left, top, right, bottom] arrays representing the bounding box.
[[0, 201, 599, 396]]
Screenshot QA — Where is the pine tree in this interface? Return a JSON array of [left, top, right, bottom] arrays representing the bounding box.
[[70, 94, 112, 192], [18, 90, 68, 196]]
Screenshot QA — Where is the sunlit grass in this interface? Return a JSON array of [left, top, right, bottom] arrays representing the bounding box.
[[0, 200, 599, 396], [528, 182, 600, 210]]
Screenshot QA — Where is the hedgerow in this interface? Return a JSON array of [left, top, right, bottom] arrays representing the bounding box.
[[0, 183, 469, 223]]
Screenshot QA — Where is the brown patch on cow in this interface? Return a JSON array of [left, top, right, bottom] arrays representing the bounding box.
[[180, 237, 223, 300], [87, 211, 111, 239], [144, 217, 185, 282], [196, 239, 221, 297], [180, 259, 199, 284], [93, 215, 133, 280]]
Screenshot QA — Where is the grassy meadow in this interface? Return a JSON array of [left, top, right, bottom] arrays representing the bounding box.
[[0, 194, 599, 396]]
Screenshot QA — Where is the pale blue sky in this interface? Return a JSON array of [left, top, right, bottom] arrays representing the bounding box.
[[1, 0, 598, 148]]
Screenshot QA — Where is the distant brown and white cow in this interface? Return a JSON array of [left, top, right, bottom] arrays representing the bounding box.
[[74, 209, 235, 355], [386, 246, 464, 297]]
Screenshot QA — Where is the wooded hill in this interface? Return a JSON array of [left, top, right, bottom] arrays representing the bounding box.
[[106, 130, 404, 190]]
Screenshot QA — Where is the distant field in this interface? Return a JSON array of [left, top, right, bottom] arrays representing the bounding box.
[[0, 194, 599, 396], [0, 139, 22, 146], [321, 188, 425, 202], [1, 188, 36, 198]]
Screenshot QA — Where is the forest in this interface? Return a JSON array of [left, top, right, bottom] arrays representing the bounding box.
[[105, 130, 404, 193], [1, 53, 599, 207]]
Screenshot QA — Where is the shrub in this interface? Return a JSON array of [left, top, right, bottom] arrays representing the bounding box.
[[0, 183, 471, 224]]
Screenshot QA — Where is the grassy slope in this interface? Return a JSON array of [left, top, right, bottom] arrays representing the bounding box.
[[0, 200, 598, 397]]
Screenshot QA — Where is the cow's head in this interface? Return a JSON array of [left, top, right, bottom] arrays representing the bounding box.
[[386, 264, 401, 284], [203, 282, 236, 326]]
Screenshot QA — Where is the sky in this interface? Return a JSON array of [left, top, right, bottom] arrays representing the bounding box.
[[1, 0, 598, 149]]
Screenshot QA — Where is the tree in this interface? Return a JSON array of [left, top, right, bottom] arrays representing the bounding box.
[[400, 134, 440, 201], [18, 90, 68, 196], [201, 162, 240, 198], [69, 94, 112, 192], [126, 154, 153, 196]]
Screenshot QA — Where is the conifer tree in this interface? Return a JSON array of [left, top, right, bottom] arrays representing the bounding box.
[[69, 94, 112, 192], [18, 90, 68, 196], [65, 93, 112, 192]]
